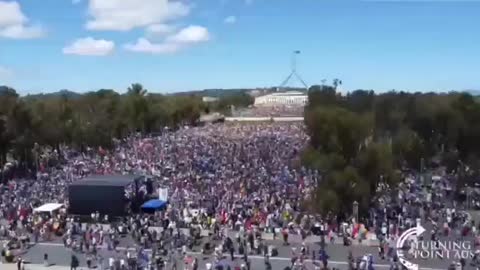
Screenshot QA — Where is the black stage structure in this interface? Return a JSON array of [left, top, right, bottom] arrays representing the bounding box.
[[68, 175, 142, 216]]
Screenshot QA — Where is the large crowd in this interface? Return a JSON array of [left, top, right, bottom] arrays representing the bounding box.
[[0, 122, 319, 269], [1, 122, 480, 270], [233, 106, 304, 117]]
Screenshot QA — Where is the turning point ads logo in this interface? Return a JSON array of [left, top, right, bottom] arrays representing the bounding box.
[[396, 225, 474, 270]]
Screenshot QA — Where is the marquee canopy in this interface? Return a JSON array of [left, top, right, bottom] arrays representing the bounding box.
[[33, 203, 64, 213], [141, 199, 167, 210]]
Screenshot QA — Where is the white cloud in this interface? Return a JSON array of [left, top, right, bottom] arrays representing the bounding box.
[[0, 25, 45, 39], [166, 25, 210, 44], [0, 66, 13, 79], [125, 25, 210, 54], [0, 1, 45, 39], [63, 37, 115, 56], [86, 0, 190, 31], [224, 16, 236, 24], [124, 38, 180, 54], [0, 1, 26, 26], [146, 24, 175, 36]]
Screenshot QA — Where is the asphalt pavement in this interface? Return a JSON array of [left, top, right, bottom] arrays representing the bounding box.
[[1, 239, 458, 270], [3, 219, 478, 270]]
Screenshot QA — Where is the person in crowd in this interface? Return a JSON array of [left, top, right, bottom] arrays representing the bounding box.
[[43, 253, 49, 267], [86, 254, 92, 269], [0, 247, 5, 264], [17, 257, 23, 270], [70, 254, 79, 270]]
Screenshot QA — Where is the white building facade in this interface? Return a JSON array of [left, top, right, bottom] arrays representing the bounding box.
[[254, 91, 308, 107], [202, 96, 219, 103]]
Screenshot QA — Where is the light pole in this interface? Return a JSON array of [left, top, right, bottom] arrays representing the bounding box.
[[465, 184, 470, 210], [420, 157, 424, 174], [353, 201, 359, 223]]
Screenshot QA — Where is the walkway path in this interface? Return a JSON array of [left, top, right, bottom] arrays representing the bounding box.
[[2, 264, 70, 270]]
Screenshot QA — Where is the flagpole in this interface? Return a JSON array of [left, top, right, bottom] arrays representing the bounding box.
[[279, 50, 308, 90]]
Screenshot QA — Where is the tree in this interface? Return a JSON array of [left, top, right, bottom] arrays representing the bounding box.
[[305, 106, 373, 161], [302, 90, 480, 217], [307, 85, 339, 109], [0, 115, 10, 168], [357, 142, 399, 196], [212, 92, 254, 115], [391, 128, 426, 170], [0, 83, 217, 172], [344, 90, 374, 113], [304, 104, 390, 217], [332, 78, 342, 90], [126, 83, 150, 133], [312, 166, 371, 216], [127, 83, 147, 96]]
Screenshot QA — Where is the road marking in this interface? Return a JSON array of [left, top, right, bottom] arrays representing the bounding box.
[[28, 242, 443, 270]]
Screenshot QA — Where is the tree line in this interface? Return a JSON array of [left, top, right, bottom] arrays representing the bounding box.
[[303, 85, 480, 217], [0, 83, 253, 172]]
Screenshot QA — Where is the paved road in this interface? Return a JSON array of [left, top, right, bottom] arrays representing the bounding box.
[[2, 240, 462, 270], [0, 254, 447, 270], [4, 221, 478, 270]]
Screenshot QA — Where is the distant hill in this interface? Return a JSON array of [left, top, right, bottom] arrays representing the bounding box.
[[21, 88, 260, 99], [3, 85, 479, 98], [23, 89, 82, 100], [10, 86, 307, 100], [466, 90, 480, 96]]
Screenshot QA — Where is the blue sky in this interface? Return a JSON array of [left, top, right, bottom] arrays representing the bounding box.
[[0, 0, 479, 94]]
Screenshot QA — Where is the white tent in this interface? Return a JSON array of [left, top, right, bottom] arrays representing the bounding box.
[[33, 203, 64, 213]]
